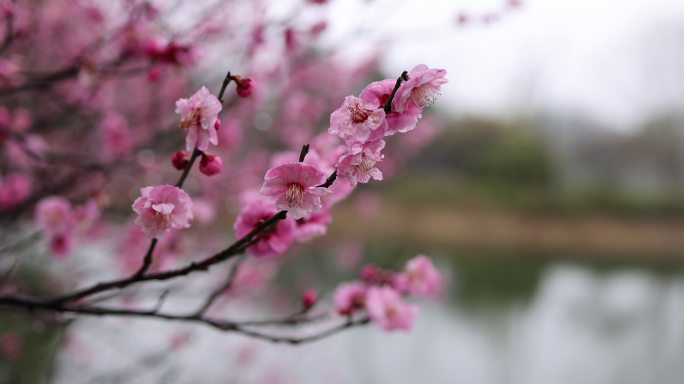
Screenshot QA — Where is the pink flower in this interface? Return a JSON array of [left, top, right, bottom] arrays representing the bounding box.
[[0, 172, 31, 210], [35, 196, 74, 234], [392, 64, 447, 113], [365, 286, 418, 332], [132, 185, 193, 239], [359, 79, 421, 135], [199, 153, 222, 176], [175, 86, 222, 151], [234, 197, 296, 257], [329, 96, 387, 145], [397, 255, 442, 297], [232, 260, 277, 293], [336, 139, 385, 186], [293, 209, 331, 242], [260, 162, 331, 220], [73, 199, 100, 232], [100, 113, 132, 160], [333, 281, 367, 316]]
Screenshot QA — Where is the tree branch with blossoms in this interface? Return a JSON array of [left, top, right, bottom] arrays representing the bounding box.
[[0, 58, 448, 343]]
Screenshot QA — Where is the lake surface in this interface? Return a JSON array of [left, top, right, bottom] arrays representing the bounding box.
[[51, 262, 684, 384]]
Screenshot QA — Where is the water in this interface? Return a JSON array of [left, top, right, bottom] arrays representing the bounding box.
[[50, 263, 684, 384]]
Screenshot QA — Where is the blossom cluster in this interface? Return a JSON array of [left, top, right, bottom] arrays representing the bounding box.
[[34, 196, 100, 257], [129, 82, 251, 240], [234, 64, 447, 258], [334, 255, 442, 331]]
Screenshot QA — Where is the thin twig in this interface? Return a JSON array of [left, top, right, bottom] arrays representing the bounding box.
[[383, 70, 409, 113], [192, 254, 246, 316]]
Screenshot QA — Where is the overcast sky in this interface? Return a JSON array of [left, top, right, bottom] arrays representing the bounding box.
[[321, 0, 684, 131]]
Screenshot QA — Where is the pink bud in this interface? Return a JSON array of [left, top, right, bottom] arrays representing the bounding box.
[[214, 118, 222, 131], [49, 232, 74, 259], [361, 264, 379, 281], [172, 150, 190, 170], [199, 153, 222, 176], [301, 290, 317, 309], [235, 77, 254, 98]]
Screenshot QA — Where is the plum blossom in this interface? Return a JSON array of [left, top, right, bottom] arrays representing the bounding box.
[[175, 86, 222, 151], [260, 162, 331, 220], [293, 209, 331, 242], [329, 96, 387, 145], [397, 255, 442, 297], [336, 139, 385, 186], [365, 286, 418, 332], [360, 79, 421, 135], [35, 196, 74, 235], [0, 173, 31, 210], [73, 199, 101, 232], [100, 113, 132, 159], [35, 196, 77, 257], [333, 281, 367, 316], [234, 197, 296, 257], [392, 64, 448, 113], [132, 184, 193, 239]]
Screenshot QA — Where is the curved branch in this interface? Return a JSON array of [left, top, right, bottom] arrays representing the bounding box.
[[44, 210, 287, 304], [0, 293, 369, 345]]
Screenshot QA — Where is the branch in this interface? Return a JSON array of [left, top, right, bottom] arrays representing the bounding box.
[[44, 210, 287, 304], [192, 254, 245, 316], [318, 169, 337, 188], [0, 294, 369, 345], [383, 70, 409, 113]]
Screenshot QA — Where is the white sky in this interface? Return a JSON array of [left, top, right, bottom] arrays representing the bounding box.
[[322, 0, 684, 131]]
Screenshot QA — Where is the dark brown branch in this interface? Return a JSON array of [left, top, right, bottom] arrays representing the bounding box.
[[174, 148, 202, 188], [383, 70, 409, 113], [217, 70, 232, 103], [134, 238, 158, 278], [298, 144, 309, 162], [318, 169, 337, 188], [45, 210, 287, 304], [0, 294, 368, 345]]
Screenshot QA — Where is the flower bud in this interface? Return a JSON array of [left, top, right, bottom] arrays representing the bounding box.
[[199, 153, 222, 176], [301, 290, 317, 309], [235, 77, 254, 98], [171, 150, 190, 170], [361, 264, 379, 281], [214, 118, 222, 131]]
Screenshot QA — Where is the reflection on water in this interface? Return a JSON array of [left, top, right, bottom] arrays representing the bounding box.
[[341, 264, 684, 384], [54, 263, 684, 384]]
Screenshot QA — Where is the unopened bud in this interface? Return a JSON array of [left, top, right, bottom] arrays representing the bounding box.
[[171, 150, 190, 170], [234, 76, 254, 98], [199, 153, 222, 176], [301, 290, 317, 309]]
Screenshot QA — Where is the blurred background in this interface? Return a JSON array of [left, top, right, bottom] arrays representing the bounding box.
[[3, 0, 684, 383]]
